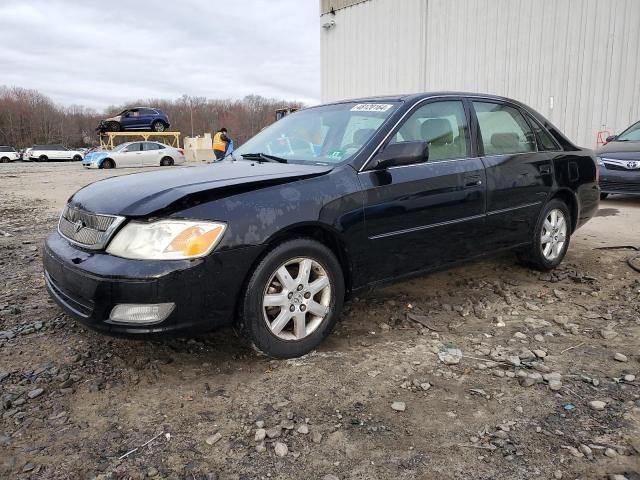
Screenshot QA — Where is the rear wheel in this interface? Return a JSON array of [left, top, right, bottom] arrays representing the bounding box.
[[600, 192, 609, 200], [39, 155, 48, 162], [101, 158, 115, 169], [73, 155, 82, 162], [160, 156, 174, 166], [518, 199, 571, 271], [240, 238, 344, 358], [152, 121, 166, 132], [0, 157, 9, 163]]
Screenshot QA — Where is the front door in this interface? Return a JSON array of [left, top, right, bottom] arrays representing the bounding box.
[[357, 99, 487, 283], [119, 142, 144, 167], [471, 100, 553, 249]]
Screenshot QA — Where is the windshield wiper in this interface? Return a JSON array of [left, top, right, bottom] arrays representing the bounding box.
[[240, 152, 288, 164]]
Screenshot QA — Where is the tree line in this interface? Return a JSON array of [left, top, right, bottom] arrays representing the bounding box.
[[0, 86, 303, 149]]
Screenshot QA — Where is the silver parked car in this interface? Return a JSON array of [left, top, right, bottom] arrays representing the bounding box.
[[81, 141, 186, 169]]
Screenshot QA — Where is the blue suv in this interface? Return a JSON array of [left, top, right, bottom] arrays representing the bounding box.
[[97, 107, 170, 133]]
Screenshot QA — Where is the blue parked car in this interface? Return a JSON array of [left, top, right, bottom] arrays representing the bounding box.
[[96, 107, 171, 133]]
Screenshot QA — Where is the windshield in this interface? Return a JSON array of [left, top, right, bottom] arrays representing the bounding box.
[[618, 121, 640, 141], [233, 101, 399, 165], [112, 143, 129, 152]]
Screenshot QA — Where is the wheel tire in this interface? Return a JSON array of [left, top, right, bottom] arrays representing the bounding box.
[[108, 121, 121, 132], [73, 155, 82, 162], [152, 121, 166, 132], [39, 155, 48, 162], [101, 158, 115, 169], [600, 192, 609, 200], [160, 156, 174, 166], [518, 199, 571, 271], [240, 238, 345, 359], [0, 157, 9, 163]]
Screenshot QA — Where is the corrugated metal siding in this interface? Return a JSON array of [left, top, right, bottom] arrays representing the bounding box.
[[320, 0, 640, 147], [320, 0, 371, 14]]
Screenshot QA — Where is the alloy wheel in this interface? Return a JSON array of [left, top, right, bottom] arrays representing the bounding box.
[[262, 257, 332, 341], [540, 208, 567, 261]]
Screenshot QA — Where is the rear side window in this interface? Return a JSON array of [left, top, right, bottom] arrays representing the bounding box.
[[140, 108, 156, 115], [390, 100, 469, 161], [143, 142, 160, 150], [0, 146, 15, 152], [526, 114, 561, 151], [473, 102, 536, 155]]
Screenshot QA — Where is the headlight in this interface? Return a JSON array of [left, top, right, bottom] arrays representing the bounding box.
[[106, 220, 226, 260]]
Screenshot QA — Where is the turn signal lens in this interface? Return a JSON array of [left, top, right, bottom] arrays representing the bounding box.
[[106, 220, 226, 260], [166, 225, 225, 257]]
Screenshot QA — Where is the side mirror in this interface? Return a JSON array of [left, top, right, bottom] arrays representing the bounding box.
[[605, 135, 617, 143], [371, 141, 429, 169]]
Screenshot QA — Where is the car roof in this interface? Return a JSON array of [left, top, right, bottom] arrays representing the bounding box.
[[319, 91, 531, 107]]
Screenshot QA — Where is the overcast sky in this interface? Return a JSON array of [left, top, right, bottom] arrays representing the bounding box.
[[0, 0, 320, 111]]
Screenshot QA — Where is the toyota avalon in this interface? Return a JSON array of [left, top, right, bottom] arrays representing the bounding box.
[[43, 93, 599, 358]]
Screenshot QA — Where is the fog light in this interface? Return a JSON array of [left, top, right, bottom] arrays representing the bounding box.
[[108, 303, 175, 325]]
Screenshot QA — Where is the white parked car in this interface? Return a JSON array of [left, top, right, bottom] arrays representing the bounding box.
[[82, 141, 185, 169], [25, 144, 84, 162], [0, 146, 20, 162]]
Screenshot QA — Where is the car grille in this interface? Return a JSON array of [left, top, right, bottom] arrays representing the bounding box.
[[58, 205, 125, 249], [600, 180, 640, 193], [603, 162, 629, 171]]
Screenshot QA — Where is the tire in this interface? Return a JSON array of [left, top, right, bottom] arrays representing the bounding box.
[[73, 155, 82, 162], [240, 238, 345, 359], [160, 156, 174, 166], [101, 158, 115, 169], [0, 157, 9, 163], [600, 193, 609, 200], [518, 199, 571, 271], [152, 121, 166, 132], [39, 155, 48, 162], [108, 121, 121, 132]]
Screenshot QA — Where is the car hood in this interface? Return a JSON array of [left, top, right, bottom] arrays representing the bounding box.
[[69, 161, 334, 217], [83, 151, 108, 162], [597, 141, 640, 158], [104, 115, 121, 122]]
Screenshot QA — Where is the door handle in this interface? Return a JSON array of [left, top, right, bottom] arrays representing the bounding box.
[[464, 175, 482, 188], [539, 164, 552, 175]]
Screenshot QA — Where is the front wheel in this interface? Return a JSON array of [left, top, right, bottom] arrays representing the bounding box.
[[101, 158, 115, 169], [600, 192, 609, 200], [39, 155, 48, 162], [518, 199, 571, 271], [240, 238, 345, 359]]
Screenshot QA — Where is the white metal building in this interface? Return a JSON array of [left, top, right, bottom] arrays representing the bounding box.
[[319, 0, 640, 148]]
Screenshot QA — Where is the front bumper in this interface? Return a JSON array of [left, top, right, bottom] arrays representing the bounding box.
[[43, 232, 264, 335], [600, 169, 640, 195]]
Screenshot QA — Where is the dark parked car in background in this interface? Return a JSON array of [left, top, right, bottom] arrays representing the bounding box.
[[97, 107, 171, 133], [44, 92, 599, 358], [597, 120, 640, 198]]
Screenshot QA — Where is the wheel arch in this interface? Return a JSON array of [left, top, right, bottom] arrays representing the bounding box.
[[549, 188, 579, 232], [100, 157, 116, 168]]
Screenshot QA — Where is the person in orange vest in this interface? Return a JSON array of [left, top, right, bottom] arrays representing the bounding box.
[[213, 128, 229, 160]]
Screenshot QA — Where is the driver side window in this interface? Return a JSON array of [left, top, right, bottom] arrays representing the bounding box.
[[389, 100, 469, 162]]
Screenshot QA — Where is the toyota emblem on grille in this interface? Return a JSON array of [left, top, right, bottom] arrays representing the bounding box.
[[73, 219, 85, 233], [626, 161, 639, 169]]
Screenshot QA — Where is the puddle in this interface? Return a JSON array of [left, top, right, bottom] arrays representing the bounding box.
[[596, 208, 620, 217]]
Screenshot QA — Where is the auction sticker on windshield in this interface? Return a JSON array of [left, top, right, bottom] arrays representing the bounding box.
[[350, 103, 394, 112]]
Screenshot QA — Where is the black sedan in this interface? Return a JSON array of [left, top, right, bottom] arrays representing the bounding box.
[[597, 120, 640, 198], [43, 93, 599, 358]]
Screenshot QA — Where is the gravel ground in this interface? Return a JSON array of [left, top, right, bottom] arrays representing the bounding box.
[[1, 162, 639, 480]]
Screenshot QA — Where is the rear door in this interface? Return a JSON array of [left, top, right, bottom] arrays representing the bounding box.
[[142, 142, 163, 165], [357, 98, 487, 282], [471, 100, 553, 249], [139, 108, 157, 129]]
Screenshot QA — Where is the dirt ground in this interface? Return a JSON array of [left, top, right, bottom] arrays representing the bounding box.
[[1, 162, 639, 480]]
